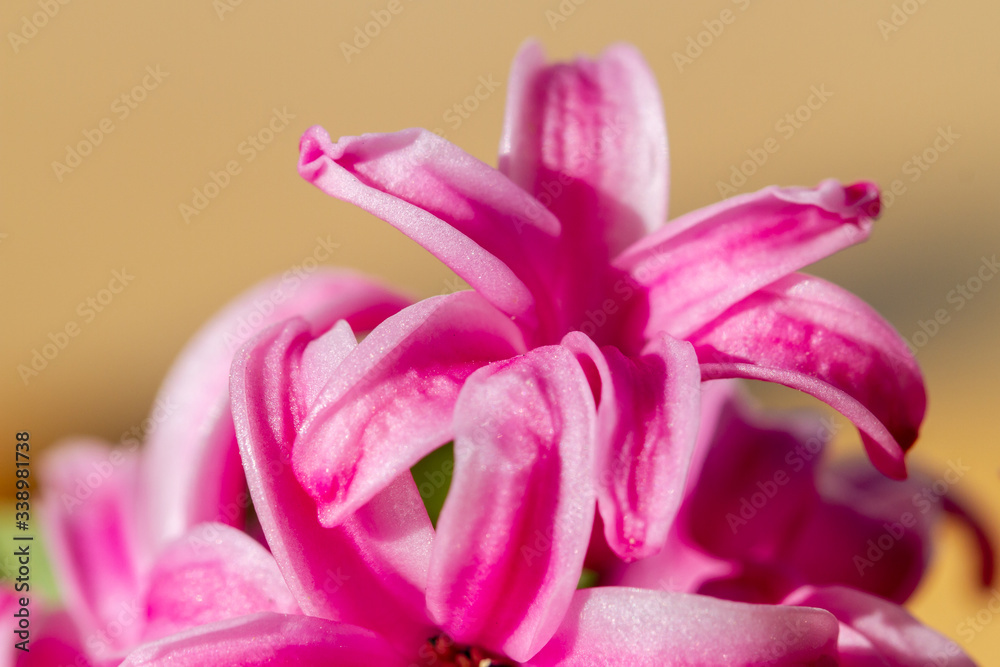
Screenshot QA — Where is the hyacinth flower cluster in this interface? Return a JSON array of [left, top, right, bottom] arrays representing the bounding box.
[[7, 42, 993, 665]]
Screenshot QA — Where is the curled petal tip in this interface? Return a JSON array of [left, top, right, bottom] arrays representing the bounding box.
[[942, 494, 997, 588], [300, 124, 329, 146], [844, 180, 881, 217], [298, 126, 331, 170], [884, 455, 908, 481], [776, 179, 880, 226], [862, 430, 912, 481]]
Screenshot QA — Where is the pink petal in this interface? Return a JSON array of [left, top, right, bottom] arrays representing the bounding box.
[[292, 292, 526, 527], [299, 126, 562, 341], [528, 587, 840, 666], [142, 523, 299, 642], [230, 318, 435, 650], [676, 378, 743, 489], [562, 331, 701, 561], [691, 273, 925, 479], [942, 492, 996, 588], [427, 346, 596, 662], [788, 463, 933, 603], [610, 530, 739, 597], [499, 42, 668, 335], [785, 460, 995, 604], [8, 608, 96, 667], [120, 613, 406, 667], [1, 592, 93, 667], [138, 270, 408, 558], [785, 586, 976, 666], [618, 180, 879, 340], [682, 392, 828, 564], [501, 41, 668, 251], [593, 381, 743, 593], [38, 440, 143, 655], [0, 592, 15, 667]]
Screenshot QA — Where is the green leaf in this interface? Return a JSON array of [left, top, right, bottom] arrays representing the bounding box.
[[409, 442, 455, 528]]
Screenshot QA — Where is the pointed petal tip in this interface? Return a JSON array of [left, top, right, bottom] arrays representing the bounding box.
[[299, 125, 328, 153], [773, 179, 881, 228], [512, 37, 546, 62], [885, 457, 908, 481], [862, 434, 909, 481], [611, 533, 664, 564], [844, 180, 881, 218], [298, 126, 329, 180]]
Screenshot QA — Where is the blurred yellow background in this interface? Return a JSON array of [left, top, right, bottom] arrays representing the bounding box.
[[2, 0, 998, 661]]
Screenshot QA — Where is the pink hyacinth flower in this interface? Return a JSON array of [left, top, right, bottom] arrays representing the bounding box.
[[109, 314, 845, 665], [295, 40, 925, 563]]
